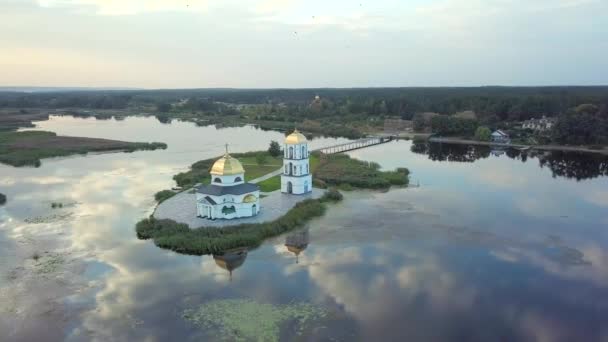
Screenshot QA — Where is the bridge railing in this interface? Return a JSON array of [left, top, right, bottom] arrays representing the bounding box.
[[317, 136, 393, 155]]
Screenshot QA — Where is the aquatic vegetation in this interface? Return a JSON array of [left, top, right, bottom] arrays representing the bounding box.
[[183, 299, 327, 342], [50, 202, 63, 208], [315, 153, 409, 189], [0, 192, 6, 205], [34, 253, 65, 274], [24, 212, 73, 224]]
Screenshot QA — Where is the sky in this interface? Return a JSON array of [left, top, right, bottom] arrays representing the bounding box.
[[1, 0, 607, 88]]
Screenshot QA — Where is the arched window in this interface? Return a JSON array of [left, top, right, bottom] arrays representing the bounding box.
[[235, 177, 242, 182], [299, 165, 302, 174], [293, 164, 297, 175], [214, 177, 222, 183], [289, 147, 294, 159], [301, 146, 306, 158], [306, 164, 309, 174]]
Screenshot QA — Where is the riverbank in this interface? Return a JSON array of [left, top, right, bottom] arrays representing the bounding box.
[[0, 130, 167, 167], [426, 137, 608, 155]]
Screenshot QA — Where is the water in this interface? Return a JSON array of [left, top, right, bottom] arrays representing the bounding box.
[[1, 116, 608, 341]]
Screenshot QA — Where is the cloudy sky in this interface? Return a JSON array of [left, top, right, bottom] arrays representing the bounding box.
[[1, 0, 606, 88]]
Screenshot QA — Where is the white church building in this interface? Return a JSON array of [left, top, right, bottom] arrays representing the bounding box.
[[281, 129, 312, 195], [195, 150, 260, 220]]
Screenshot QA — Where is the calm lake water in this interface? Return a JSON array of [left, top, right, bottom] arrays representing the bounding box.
[[1, 116, 608, 341]]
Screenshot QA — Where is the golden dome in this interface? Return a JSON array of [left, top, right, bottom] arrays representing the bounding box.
[[210, 153, 245, 176], [285, 129, 307, 145], [286, 245, 305, 255], [243, 194, 257, 203]]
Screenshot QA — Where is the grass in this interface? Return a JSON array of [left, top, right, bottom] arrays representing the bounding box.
[[136, 189, 342, 255], [313, 152, 409, 189], [256, 175, 281, 192], [174, 151, 282, 188], [0, 131, 167, 167]]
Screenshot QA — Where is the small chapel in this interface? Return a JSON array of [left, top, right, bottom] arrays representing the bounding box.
[[195, 147, 260, 220]]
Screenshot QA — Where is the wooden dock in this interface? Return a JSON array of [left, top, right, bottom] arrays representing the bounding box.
[[318, 136, 394, 154]]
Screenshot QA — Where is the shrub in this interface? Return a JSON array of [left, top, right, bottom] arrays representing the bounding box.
[[256, 154, 267, 165], [323, 188, 344, 201], [155, 190, 176, 203]]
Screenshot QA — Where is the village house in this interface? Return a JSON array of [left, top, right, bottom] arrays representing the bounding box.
[[491, 130, 511, 144], [522, 116, 556, 132]]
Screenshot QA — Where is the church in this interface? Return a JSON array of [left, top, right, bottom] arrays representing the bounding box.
[[281, 129, 312, 195], [195, 129, 312, 221], [195, 148, 260, 220]]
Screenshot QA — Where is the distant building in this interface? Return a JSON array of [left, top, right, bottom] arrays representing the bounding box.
[[491, 130, 511, 144], [522, 116, 556, 132], [384, 118, 413, 133]]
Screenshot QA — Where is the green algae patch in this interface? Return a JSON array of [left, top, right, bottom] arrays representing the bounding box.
[[183, 299, 327, 342], [34, 253, 65, 274]]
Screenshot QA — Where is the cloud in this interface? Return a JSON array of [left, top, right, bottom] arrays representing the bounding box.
[[37, 0, 211, 15]]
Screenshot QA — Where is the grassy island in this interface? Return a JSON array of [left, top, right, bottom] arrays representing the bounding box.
[[0, 131, 167, 167], [313, 153, 409, 190], [172, 150, 409, 193], [137, 190, 343, 255]]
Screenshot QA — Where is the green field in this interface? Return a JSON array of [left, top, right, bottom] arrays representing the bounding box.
[[173, 151, 283, 188]]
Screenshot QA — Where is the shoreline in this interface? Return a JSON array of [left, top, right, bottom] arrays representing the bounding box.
[[422, 137, 608, 155]]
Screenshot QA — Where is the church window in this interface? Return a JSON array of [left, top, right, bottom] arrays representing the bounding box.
[[214, 177, 222, 183], [235, 177, 242, 182]]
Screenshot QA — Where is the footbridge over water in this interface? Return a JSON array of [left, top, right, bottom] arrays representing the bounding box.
[[317, 135, 395, 155]]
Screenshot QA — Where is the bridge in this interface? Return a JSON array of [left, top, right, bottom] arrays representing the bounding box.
[[317, 135, 395, 155]]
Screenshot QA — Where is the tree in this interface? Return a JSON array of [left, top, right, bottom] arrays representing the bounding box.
[[156, 102, 171, 112], [475, 126, 492, 141], [268, 140, 281, 157]]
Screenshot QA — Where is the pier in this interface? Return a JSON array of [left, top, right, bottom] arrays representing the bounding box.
[[317, 136, 395, 155]]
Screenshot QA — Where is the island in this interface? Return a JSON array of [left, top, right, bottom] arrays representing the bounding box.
[[137, 130, 409, 255], [0, 130, 167, 167]]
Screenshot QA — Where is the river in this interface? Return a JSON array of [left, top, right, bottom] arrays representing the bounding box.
[[1, 115, 608, 341]]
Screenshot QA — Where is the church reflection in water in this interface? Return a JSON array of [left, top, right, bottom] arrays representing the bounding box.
[[213, 248, 248, 281], [285, 229, 309, 264]]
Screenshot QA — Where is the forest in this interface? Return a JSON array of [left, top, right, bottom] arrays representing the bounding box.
[[1, 86, 607, 144]]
